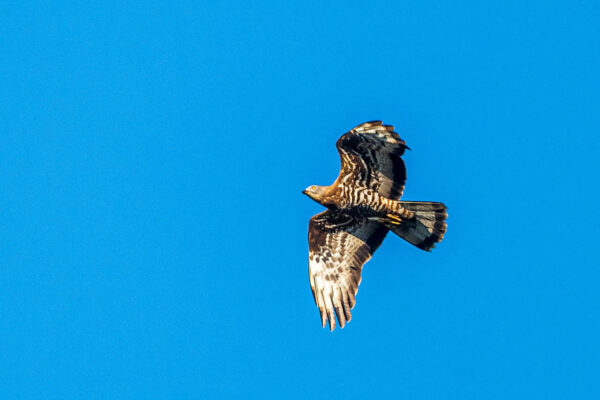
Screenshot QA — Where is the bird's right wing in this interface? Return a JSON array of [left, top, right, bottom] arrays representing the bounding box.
[[308, 210, 388, 331]]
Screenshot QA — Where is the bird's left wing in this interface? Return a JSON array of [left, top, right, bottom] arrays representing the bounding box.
[[308, 210, 388, 331], [336, 121, 408, 200]]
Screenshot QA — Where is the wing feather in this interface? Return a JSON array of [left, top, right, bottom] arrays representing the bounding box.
[[335, 121, 408, 200], [308, 210, 387, 331]]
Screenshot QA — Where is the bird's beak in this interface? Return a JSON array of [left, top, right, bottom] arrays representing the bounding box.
[[302, 189, 307, 195]]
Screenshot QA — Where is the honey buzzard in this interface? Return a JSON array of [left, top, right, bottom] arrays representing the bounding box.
[[303, 121, 447, 331]]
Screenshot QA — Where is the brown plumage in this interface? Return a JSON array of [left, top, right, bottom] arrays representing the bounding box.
[[303, 121, 447, 331]]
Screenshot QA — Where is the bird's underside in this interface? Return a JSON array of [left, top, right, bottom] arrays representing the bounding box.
[[304, 121, 447, 331]]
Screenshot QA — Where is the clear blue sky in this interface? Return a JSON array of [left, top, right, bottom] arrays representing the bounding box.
[[1, 1, 599, 398]]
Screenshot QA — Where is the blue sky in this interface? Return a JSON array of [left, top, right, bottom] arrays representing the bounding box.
[[1, 1, 599, 398]]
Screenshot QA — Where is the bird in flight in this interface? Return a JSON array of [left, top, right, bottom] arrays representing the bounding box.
[[303, 121, 447, 331]]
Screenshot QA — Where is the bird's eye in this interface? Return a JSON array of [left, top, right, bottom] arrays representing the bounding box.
[[311, 186, 316, 190]]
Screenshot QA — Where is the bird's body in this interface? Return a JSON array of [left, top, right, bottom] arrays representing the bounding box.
[[303, 121, 447, 331], [320, 186, 413, 216]]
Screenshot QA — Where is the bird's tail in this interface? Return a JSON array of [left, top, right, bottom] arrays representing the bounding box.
[[383, 201, 447, 251]]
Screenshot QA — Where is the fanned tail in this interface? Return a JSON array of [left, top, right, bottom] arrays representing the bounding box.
[[385, 201, 447, 251]]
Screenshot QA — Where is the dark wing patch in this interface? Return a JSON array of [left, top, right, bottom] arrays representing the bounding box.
[[308, 210, 388, 331], [336, 121, 408, 200]]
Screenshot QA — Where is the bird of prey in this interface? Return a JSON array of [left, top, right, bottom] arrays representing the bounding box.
[[303, 121, 447, 331]]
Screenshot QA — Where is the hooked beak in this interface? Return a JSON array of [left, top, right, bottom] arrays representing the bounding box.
[[302, 189, 308, 195]]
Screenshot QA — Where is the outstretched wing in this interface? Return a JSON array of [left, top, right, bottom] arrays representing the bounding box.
[[308, 210, 388, 331], [336, 121, 408, 200]]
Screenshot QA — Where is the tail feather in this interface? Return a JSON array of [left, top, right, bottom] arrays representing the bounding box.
[[385, 201, 447, 251]]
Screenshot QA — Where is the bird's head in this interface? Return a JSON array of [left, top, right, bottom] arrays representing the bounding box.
[[303, 185, 327, 203]]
